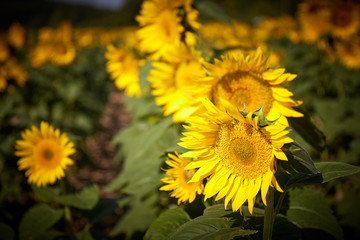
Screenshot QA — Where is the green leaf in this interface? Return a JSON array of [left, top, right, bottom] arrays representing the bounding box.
[[110, 194, 158, 238], [144, 208, 191, 240], [0, 223, 14, 240], [57, 184, 99, 210], [76, 227, 94, 240], [273, 214, 301, 240], [282, 142, 318, 174], [276, 142, 323, 189], [19, 204, 64, 240], [33, 184, 99, 210], [287, 188, 344, 240], [275, 171, 323, 190], [168, 216, 256, 240], [288, 111, 326, 152], [315, 162, 360, 183], [138, 61, 153, 91], [195, 0, 232, 25], [196, 227, 257, 240], [83, 199, 119, 225]]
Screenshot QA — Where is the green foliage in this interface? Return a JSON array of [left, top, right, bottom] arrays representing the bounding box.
[[19, 204, 64, 240], [0, 223, 15, 240], [144, 208, 191, 240], [286, 187, 344, 240], [276, 142, 323, 190], [315, 162, 360, 183], [144, 205, 257, 240], [33, 184, 99, 210]]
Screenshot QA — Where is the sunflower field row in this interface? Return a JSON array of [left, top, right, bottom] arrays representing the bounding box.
[[1, 0, 360, 240]]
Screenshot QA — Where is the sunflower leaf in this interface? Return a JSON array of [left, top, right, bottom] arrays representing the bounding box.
[[276, 142, 323, 189], [19, 204, 64, 240], [275, 171, 323, 190], [273, 214, 302, 240], [314, 162, 360, 183], [33, 184, 99, 210], [281, 142, 318, 174], [288, 110, 326, 152], [144, 208, 191, 240], [168, 217, 256, 240], [286, 187, 344, 240]]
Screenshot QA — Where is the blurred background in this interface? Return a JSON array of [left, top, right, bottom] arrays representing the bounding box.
[[1, 0, 360, 240]]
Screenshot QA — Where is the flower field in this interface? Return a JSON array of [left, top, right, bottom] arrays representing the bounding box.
[[1, 0, 360, 239]]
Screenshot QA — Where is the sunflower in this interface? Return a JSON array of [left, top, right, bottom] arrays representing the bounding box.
[[4, 57, 28, 86], [135, 0, 181, 26], [0, 40, 10, 63], [50, 41, 76, 66], [329, 1, 359, 39], [105, 45, 144, 97], [0, 67, 7, 92], [297, 0, 330, 43], [7, 22, 26, 49], [160, 152, 204, 204], [192, 48, 302, 126], [148, 44, 206, 121], [136, 9, 184, 60], [334, 37, 360, 69], [29, 44, 51, 68], [179, 98, 292, 213], [15, 122, 75, 187]]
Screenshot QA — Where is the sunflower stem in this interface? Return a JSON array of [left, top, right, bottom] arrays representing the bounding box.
[[60, 180, 76, 239], [263, 187, 275, 240]]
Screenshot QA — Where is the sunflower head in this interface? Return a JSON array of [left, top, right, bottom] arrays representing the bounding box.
[[334, 37, 360, 70], [148, 44, 206, 122], [15, 122, 75, 187], [8, 22, 26, 49], [179, 98, 293, 213], [194, 48, 302, 126], [50, 41, 76, 66], [297, 0, 330, 43], [160, 152, 204, 204], [329, 1, 359, 39], [105, 44, 144, 97]]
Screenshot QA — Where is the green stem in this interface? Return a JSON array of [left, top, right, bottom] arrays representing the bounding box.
[[60, 180, 76, 239], [263, 188, 275, 240], [274, 190, 287, 216]]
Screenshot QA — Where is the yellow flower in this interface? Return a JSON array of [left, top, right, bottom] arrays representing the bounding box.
[[29, 44, 51, 68], [137, 9, 184, 60], [148, 45, 206, 121], [160, 152, 204, 204], [329, 1, 359, 39], [192, 48, 303, 126], [183, 0, 201, 30], [297, 0, 330, 43], [74, 29, 94, 49], [50, 41, 76, 66], [334, 37, 360, 70], [4, 57, 28, 87], [15, 122, 75, 187], [179, 98, 293, 213], [8, 22, 26, 49], [0, 40, 10, 63], [0, 67, 7, 92], [105, 45, 144, 97], [136, 0, 182, 26]]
